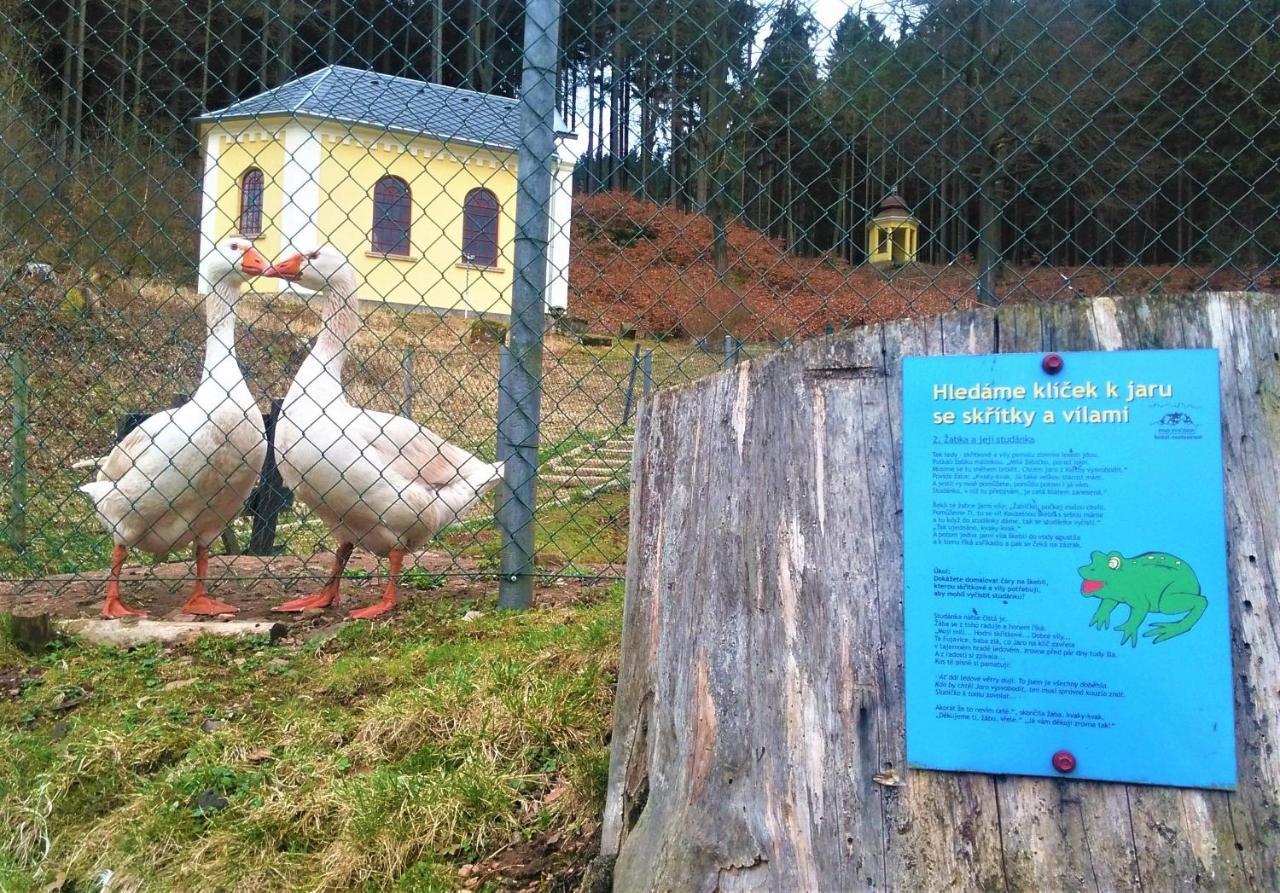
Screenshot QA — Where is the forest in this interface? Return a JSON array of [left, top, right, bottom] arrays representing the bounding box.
[[1, 0, 1278, 286]]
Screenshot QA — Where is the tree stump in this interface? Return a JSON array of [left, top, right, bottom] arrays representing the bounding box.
[[599, 293, 1280, 892]]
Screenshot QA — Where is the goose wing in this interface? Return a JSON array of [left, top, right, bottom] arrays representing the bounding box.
[[352, 409, 491, 489]]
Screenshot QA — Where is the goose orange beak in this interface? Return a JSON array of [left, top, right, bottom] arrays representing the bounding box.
[[263, 252, 304, 281], [239, 246, 270, 276]]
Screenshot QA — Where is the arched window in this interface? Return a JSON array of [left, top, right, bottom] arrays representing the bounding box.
[[462, 188, 500, 268], [372, 176, 412, 256], [239, 168, 264, 237]]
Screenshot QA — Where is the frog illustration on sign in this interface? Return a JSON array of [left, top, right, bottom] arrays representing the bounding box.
[[1077, 551, 1208, 647]]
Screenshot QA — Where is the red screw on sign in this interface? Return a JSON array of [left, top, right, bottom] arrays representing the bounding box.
[[1042, 353, 1065, 375], [1052, 750, 1077, 774]]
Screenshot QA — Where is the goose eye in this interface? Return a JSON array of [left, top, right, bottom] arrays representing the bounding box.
[[1107, 556, 1121, 570]]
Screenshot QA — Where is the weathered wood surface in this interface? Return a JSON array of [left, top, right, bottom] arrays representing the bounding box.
[[59, 618, 287, 647], [598, 293, 1280, 892]]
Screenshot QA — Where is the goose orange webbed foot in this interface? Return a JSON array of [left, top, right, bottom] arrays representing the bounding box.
[[348, 595, 396, 620], [274, 587, 339, 613], [101, 598, 147, 619], [348, 550, 402, 621], [180, 592, 240, 615]]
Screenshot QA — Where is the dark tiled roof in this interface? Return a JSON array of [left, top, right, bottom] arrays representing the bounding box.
[[196, 65, 568, 150]]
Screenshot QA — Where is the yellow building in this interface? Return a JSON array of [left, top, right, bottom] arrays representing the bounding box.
[[194, 65, 577, 317], [866, 193, 920, 266]]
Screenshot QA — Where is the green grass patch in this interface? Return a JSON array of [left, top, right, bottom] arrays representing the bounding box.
[[0, 583, 622, 891], [444, 488, 629, 571]]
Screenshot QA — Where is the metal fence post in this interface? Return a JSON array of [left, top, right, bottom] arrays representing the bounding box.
[[400, 347, 415, 418], [495, 0, 560, 611], [642, 350, 653, 400], [7, 350, 28, 549]]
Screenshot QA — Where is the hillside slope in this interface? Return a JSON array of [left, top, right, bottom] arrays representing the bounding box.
[[567, 191, 1278, 339]]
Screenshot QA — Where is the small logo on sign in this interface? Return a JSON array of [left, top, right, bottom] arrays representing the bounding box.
[[1153, 410, 1202, 440]]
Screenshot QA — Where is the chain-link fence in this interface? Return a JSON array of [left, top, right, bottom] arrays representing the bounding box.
[[0, 0, 1276, 616]]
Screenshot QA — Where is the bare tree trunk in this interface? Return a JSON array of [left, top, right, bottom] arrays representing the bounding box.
[[432, 0, 444, 82], [467, 0, 479, 88], [199, 0, 214, 108], [585, 50, 597, 191], [479, 0, 494, 91], [260, 1, 274, 89], [610, 0, 624, 190], [639, 53, 651, 200], [131, 0, 148, 118], [360, 0, 375, 68], [279, 0, 295, 81], [326, 0, 338, 62], [58, 0, 77, 165], [785, 102, 795, 251], [116, 0, 132, 105], [227, 11, 242, 96], [69, 0, 87, 163], [971, 0, 1005, 305]]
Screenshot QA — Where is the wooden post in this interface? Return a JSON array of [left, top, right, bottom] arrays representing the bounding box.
[[7, 351, 28, 549], [246, 398, 290, 556], [597, 293, 1280, 891], [621, 343, 641, 427], [400, 347, 415, 418]]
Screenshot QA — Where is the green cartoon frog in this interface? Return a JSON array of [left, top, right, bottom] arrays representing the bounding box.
[[1077, 551, 1208, 647]]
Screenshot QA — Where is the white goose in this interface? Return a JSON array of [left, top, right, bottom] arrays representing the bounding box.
[[263, 246, 503, 619], [79, 237, 269, 618]]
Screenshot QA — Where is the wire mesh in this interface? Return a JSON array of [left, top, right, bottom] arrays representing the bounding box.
[[0, 0, 1277, 615]]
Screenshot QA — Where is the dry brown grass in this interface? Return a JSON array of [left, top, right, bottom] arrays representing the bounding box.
[[0, 276, 728, 479]]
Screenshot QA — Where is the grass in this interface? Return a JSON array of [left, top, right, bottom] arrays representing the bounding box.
[[0, 263, 730, 582], [0, 581, 622, 892], [0, 425, 626, 580], [443, 488, 630, 575]]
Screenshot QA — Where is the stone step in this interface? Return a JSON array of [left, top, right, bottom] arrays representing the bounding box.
[[542, 474, 620, 488], [563, 459, 627, 473], [542, 468, 621, 480]]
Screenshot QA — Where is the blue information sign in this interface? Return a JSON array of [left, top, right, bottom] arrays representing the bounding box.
[[903, 349, 1235, 789]]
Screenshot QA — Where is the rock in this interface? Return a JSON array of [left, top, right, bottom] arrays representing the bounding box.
[[305, 623, 342, 645], [268, 657, 289, 668], [49, 689, 87, 710], [57, 286, 92, 322], [19, 262, 55, 282], [195, 789, 228, 814], [200, 719, 225, 734], [3, 613, 56, 654]]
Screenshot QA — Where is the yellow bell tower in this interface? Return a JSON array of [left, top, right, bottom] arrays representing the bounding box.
[[866, 193, 919, 266]]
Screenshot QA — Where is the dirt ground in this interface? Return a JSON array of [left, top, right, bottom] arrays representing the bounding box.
[[0, 549, 609, 625]]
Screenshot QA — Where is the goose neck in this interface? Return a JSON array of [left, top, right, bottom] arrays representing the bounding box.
[[314, 272, 361, 371], [202, 276, 241, 379]]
